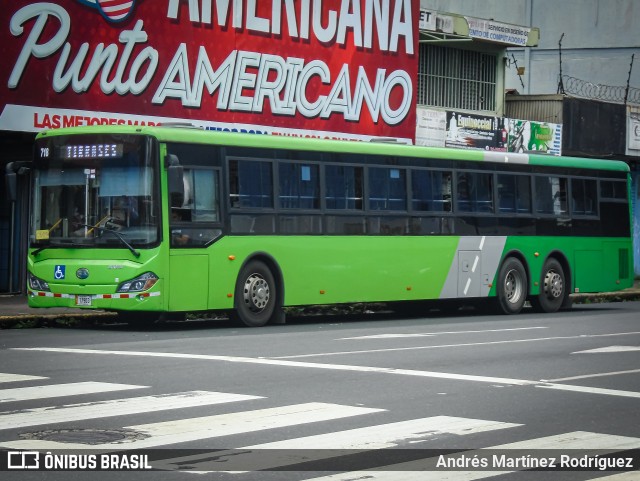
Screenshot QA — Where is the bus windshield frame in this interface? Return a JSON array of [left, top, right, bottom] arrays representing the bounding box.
[[30, 134, 161, 251]]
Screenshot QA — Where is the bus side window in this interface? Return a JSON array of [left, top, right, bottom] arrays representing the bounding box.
[[325, 165, 363, 210], [229, 159, 273, 208], [411, 170, 452, 212], [571, 178, 597, 216], [498, 174, 531, 214], [368, 167, 406, 211], [279, 162, 319, 209], [457, 172, 493, 213], [536, 176, 568, 215]]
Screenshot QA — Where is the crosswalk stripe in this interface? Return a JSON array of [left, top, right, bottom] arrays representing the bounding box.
[[299, 431, 640, 481], [0, 382, 147, 403], [0, 391, 263, 430], [0, 402, 384, 450], [0, 373, 48, 383], [158, 416, 521, 472]]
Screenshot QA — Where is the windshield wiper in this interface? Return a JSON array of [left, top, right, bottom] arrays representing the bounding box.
[[32, 245, 50, 256], [78, 224, 141, 258]]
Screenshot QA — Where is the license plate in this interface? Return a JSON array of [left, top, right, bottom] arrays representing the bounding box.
[[75, 295, 92, 307]]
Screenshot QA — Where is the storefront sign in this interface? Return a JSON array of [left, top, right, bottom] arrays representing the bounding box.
[[415, 107, 446, 147], [505, 118, 562, 156], [445, 111, 506, 151], [0, 1, 418, 141], [628, 110, 640, 153], [466, 16, 532, 46]]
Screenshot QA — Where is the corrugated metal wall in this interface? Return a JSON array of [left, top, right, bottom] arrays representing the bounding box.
[[504, 94, 564, 123]]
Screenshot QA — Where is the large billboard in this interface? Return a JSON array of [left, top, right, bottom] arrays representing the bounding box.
[[0, 0, 417, 141]]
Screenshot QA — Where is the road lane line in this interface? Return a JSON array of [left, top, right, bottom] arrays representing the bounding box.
[[274, 331, 640, 359], [573, 345, 640, 354], [0, 382, 147, 403], [536, 383, 640, 399], [0, 403, 383, 450], [12, 348, 538, 386], [298, 431, 640, 481], [0, 373, 47, 383], [0, 391, 263, 430], [543, 369, 640, 382], [158, 416, 521, 472], [338, 327, 548, 340]]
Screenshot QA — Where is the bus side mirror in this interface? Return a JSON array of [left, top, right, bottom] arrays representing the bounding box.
[[5, 171, 17, 202], [5, 162, 30, 202], [166, 154, 184, 207]]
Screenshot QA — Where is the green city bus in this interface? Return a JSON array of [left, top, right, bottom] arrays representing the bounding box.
[[15, 125, 633, 326]]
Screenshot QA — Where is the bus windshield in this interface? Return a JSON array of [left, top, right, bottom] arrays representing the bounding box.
[[31, 134, 159, 250]]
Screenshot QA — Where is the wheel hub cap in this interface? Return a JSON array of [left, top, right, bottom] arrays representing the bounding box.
[[243, 274, 270, 312], [544, 271, 563, 298], [505, 269, 522, 304]]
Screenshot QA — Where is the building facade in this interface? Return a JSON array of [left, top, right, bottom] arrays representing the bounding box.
[[419, 0, 640, 276]]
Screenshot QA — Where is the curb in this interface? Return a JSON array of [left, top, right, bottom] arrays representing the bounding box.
[[1, 289, 639, 329]]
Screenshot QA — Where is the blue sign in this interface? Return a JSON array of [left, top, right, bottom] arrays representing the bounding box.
[[54, 265, 66, 280]]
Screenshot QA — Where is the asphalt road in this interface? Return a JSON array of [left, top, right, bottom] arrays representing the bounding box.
[[1, 302, 639, 480]]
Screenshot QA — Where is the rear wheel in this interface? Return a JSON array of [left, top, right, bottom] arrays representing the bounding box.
[[232, 260, 277, 327], [496, 257, 528, 314], [531, 258, 566, 313]]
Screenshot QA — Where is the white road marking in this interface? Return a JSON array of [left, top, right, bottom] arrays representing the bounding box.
[[338, 327, 548, 340], [0, 382, 146, 403], [537, 383, 640, 399], [0, 373, 47, 383], [573, 345, 640, 354], [0, 391, 262, 430], [299, 431, 640, 481], [12, 348, 537, 386], [275, 331, 640, 359], [158, 416, 520, 472], [0, 403, 383, 450], [543, 369, 640, 382]]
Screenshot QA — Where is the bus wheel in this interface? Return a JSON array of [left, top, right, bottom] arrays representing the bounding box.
[[531, 259, 566, 313], [233, 260, 277, 327], [496, 258, 528, 314]]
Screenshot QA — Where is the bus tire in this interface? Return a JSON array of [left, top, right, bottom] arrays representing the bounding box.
[[233, 260, 277, 327], [531, 258, 566, 313], [496, 257, 528, 314]]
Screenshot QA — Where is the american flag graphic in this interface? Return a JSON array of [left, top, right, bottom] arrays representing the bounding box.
[[96, 0, 135, 21], [76, 0, 138, 23]]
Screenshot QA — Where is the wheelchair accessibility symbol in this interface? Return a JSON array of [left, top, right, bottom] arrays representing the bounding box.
[[54, 265, 66, 280]]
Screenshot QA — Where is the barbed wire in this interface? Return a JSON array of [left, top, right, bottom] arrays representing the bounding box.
[[560, 75, 640, 105]]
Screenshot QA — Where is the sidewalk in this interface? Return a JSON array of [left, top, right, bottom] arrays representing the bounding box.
[[1, 281, 639, 326], [0, 295, 115, 324]]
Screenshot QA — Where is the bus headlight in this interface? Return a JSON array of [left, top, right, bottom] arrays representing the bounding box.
[[116, 272, 159, 293], [28, 273, 50, 292]]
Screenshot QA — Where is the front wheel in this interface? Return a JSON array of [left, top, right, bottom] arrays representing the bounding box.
[[232, 260, 278, 327], [496, 257, 528, 314], [531, 258, 566, 313]]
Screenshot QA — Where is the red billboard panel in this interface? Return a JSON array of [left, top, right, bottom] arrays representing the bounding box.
[[1, 0, 418, 141]]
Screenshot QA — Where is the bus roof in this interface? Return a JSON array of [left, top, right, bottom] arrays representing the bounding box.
[[37, 125, 630, 173]]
